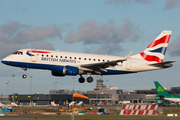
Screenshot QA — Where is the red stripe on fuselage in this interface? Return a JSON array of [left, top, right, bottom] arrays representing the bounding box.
[[147, 35, 171, 48], [140, 52, 163, 63], [26, 50, 51, 53]]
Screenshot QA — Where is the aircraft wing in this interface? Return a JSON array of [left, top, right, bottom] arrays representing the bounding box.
[[80, 51, 133, 73], [149, 60, 177, 68]]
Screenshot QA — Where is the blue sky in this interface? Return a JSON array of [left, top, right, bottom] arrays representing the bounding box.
[[0, 0, 180, 95]]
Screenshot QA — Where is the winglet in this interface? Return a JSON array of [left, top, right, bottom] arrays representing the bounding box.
[[125, 51, 133, 60]]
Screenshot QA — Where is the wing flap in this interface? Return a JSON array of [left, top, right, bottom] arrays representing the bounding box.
[[80, 51, 133, 72]]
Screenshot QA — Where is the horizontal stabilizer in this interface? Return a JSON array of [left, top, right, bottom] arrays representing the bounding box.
[[149, 60, 177, 68]]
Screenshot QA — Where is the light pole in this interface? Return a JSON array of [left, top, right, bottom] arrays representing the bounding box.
[[72, 77, 75, 120], [8, 81, 10, 95], [12, 74, 15, 102], [55, 82, 57, 90], [106, 80, 109, 89], [72, 77, 75, 92], [6, 83, 8, 95], [53, 83, 55, 90], [30, 76, 32, 94]]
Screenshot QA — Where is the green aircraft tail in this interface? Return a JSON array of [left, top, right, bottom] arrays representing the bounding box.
[[154, 81, 171, 96]]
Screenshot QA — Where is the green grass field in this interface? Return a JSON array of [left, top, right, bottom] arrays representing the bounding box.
[[1, 107, 180, 120], [0, 114, 179, 120]]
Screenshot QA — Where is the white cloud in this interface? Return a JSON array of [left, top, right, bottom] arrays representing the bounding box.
[[135, 0, 151, 4], [95, 43, 123, 55], [65, 19, 140, 55], [65, 19, 114, 44], [30, 41, 54, 50], [0, 21, 62, 58], [65, 19, 141, 44], [106, 0, 151, 4], [168, 36, 180, 56], [13, 25, 61, 44], [106, 0, 132, 4], [163, 0, 180, 10]]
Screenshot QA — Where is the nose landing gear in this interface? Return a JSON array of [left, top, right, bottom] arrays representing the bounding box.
[[22, 74, 27, 79], [21, 67, 27, 79]]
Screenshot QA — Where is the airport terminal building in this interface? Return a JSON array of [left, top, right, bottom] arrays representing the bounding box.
[[2, 79, 167, 106]]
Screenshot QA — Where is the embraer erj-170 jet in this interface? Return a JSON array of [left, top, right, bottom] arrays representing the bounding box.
[[1, 30, 176, 83]]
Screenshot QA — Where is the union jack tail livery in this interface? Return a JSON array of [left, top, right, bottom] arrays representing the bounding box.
[[140, 30, 172, 63]]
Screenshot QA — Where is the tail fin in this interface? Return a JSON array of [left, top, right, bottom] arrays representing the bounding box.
[[135, 30, 172, 63], [154, 81, 171, 96]]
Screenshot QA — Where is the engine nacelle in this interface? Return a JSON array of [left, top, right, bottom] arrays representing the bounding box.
[[51, 66, 79, 76], [51, 71, 65, 77], [63, 66, 78, 75]]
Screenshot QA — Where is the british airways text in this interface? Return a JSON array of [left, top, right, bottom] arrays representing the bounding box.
[[41, 57, 76, 63]]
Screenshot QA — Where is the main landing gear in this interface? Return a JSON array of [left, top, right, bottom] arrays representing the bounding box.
[[78, 76, 85, 83], [78, 74, 93, 83], [21, 67, 27, 79]]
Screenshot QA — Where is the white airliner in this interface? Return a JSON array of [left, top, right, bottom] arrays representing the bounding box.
[[1, 30, 176, 83]]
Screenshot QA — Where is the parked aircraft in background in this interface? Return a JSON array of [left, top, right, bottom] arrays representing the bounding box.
[[1, 30, 176, 83], [154, 81, 180, 103]]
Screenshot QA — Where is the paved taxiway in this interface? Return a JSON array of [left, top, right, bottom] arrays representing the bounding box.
[[1, 115, 180, 119]]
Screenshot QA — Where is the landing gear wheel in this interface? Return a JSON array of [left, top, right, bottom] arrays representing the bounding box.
[[22, 74, 27, 79], [78, 77, 85, 83], [87, 76, 93, 83]]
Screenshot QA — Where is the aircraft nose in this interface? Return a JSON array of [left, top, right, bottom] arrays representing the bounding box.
[[1, 59, 7, 64], [1, 57, 9, 65], [1, 59, 4, 63]]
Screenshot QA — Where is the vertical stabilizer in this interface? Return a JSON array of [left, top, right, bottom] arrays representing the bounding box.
[[132, 30, 172, 63], [154, 81, 171, 96]]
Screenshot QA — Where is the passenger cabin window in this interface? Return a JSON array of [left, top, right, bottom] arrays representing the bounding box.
[[51, 55, 53, 57]]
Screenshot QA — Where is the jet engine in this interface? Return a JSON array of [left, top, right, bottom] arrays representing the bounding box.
[[51, 71, 65, 76], [51, 66, 78, 76]]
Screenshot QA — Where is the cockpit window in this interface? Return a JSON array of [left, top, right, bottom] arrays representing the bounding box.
[[12, 51, 23, 55], [12, 51, 19, 54]]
